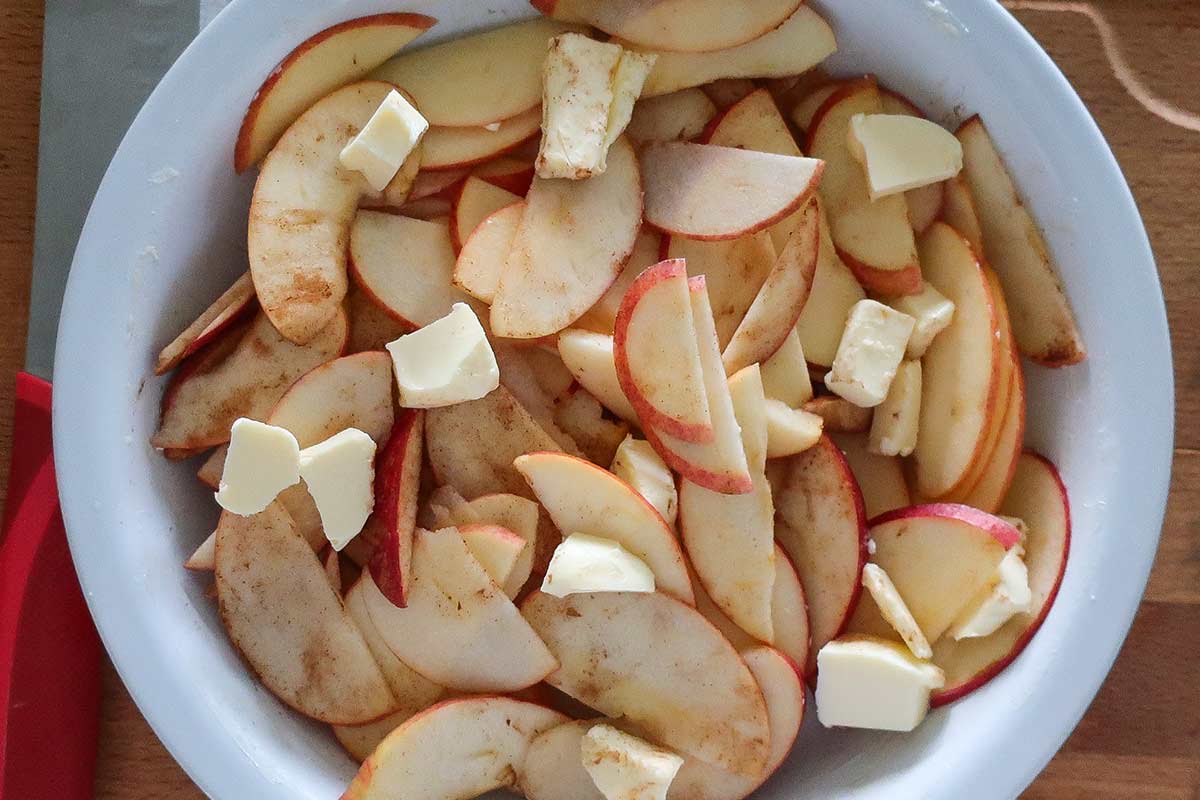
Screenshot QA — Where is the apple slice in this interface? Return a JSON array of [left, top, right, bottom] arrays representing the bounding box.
[[458, 523, 526, 587], [372, 18, 577, 127], [491, 136, 642, 339], [721, 197, 819, 375], [553, 387, 631, 467], [877, 87, 946, 234], [214, 503, 396, 724], [406, 168, 469, 202], [360, 528, 557, 691], [514, 452, 693, 605], [574, 230, 662, 335], [154, 272, 256, 375], [956, 116, 1085, 366], [521, 591, 770, 776], [912, 222, 1001, 498], [791, 82, 840, 131], [349, 211, 476, 328], [471, 156, 536, 196], [802, 396, 872, 434], [957, 361, 1025, 513], [830, 433, 910, 518], [234, 13, 434, 172], [152, 309, 347, 450], [666, 232, 775, 350], [702, 78, 758, 110], [626, 89, 718, 144], [452, 200, 524, 304], [395, 195, 453, 221], [760, 328, 813, 407], [941, 175, 984, 254], [365, 410, 423, 608], [556, 330, 639, 424], [346, 284, 409, 353], [420, 105, 542, 171], [333, 710, 409, 763], [794, 198, 866, 368], [343, 696, 567, 799], [449, 176, 521, 252], [343, 576, 444, 707], [614, 259, 713, 442], [643, 278, 753, 495], [641, 141, 823, 242], [494, 344, 585, 458], [461, 493, 541, 599], [807, 79, 920, 296], [773, 435, 868, 674], [931, 454, 1071, 705], [631, 6, 837, 98], [184, 532, 216, 571], [869, 504, 1020, 643]]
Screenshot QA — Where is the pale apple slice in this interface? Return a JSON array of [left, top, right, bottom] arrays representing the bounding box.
[[372, 18, 577, 127], [773, 435, 868, 674], [463, 493, 541, 599], [802, 396, 872, 434], [333, 710, 409, 762], [807, 79, 920, 295], [722, 198, 819, 375], [458, 523, 526, 587], [365, 410, 423, 608], [666, 232, 776, 350], [760, 328, 814, 407], [644, 278, 753, 495], [941, 175, 985, 255], [346, 284, 409, 353], [494, 344, 585, 458], [626, 89, 718, 144], [931, 454, 1071, 705], [631, 6, 837, 98], [343, 576, 444, 707], [794, 197, 866, 368], [343, 696, 567, 799], [234, 14, 434, 172], [349, 211, 476, 328], [553, 387, 631, 466], [406, 168, 469, 202], [574, 230, 662, 335], [641, 141, 823, 242], [152, 309, 347, 450], [514, 452, 693, 604], [471, 156, 535, 196], [184, 532, 216, 571], [533, 0, 801, 52], [196, 445, 226, 489], [791, 82, 840, 132], [912, 222, 1001, 499], [870, 504, 1020, 643], [214, 503, 396, 724], [877, 87, 946, 234], [248, 82, 396, 344], [449, 176, 521, 252], [154, 272, 256, 375], [521, 591, 770, 776], [614, 259, 713, 442], [956, 116, 1085, 365], [957, 362, 1025, 514], [830, 433, 910, 518], [361, 528, 557, 691], [491, 136, 642, 338], [421, 105, 542, 171], [556, 330, 640, 424], [452, 200, 524, 304]]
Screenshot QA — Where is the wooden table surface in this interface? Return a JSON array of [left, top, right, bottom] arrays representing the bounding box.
[[1, 1, 1197, 798]]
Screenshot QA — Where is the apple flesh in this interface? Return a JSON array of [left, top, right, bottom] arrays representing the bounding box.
[[829, 433, 910, 518], [449, 176, 520, 252], [460, 493, 541, 599], [365, 409, 423, 608], [574, 230, 663, 335], [419, 105, 542, 171], [552, 386, 630, 467], [941, 175, 984, 255], [794, 198, 866, 368], [666, 231, 776, 350], [154, 272, 256, 375], [626, 88, 718, 144], [556, 329, 640, 424], [453, 200, 524, 304], [346, 284, 409, 353], [802, 396, 872, 434]]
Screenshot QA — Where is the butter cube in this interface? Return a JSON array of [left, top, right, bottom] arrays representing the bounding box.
[[869, 360, 922, 457], [542, 533, 655, 598], [386, 303, 499, 408], [816, 636, 945, 732], [298, 428, 376, 550], [847, 113, 963, 200], [581, 724, 683, 800], [340, 89, 428, 192], [825, 300, 915, 408], [215, 418, 300, 516]]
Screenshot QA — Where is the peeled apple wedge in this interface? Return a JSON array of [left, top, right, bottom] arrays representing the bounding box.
[[521, 591, 770, 777], [234, 13, 434, 172], [154, 272, 256, 375], [342, 696, 567, 800], [214, 503, 396, 724]]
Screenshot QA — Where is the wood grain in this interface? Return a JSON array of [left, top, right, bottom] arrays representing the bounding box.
[[0, 1, 1196, 798]]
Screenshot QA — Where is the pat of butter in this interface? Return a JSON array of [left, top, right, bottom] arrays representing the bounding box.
[[541, 533, 655, 598], [764, 398, 824, 459], [847, 113, 963, 200], [603, 50, 657, 153], [581, 724, 683, 800], [386, 303, 499, 408], [610, 435, 678, 525], [869, 360, 921, 457], [889, 282, 955, 358], [340, 89, 428, 192], [861, 563, 931, 659], [949, 548, 1033, 640], [825, 300, 915, 408], [298, 428, 376, 551], [815, 636, 945, 732], [215, 418, 300, 516]]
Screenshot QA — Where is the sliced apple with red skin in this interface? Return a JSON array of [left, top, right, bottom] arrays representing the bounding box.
[[614, 259, 713, 443], [346, 284, 409, 353], [342, 696, 567, 799], [773, 434, 869, 675], [630, 6, 837, 98], [154, 272, 256, 375], [957, 359, 1025, 513], [491, 136, 642, 339], [452, 200, 523, 304], [361, 528, 557, 692], [795, 197, 866, 368], [830, 433, 910, 518], [807, 79, 920, 296], [574, 230, 662, 336], [471, 156, 535, 196], [349, 211, 477, 328], [514, 452, 693, 605], [234, 13, 434, 172], [521, 591, 770, 776], [556, 330, 639, 424], [460, 493, 540, 599], [152, 309, 347, 450], [626, 89, 718, 144], [449, 176, 520, 252], [791, 82, 840, 132], [420, 105, 542, 171], [666, 231, 775, 350], [722, 197, 819, 375], [214, 503, 396, 724], [941, 175, 985, 255], [869, 504, 1021, 643], [644, 278, 754, 495], [641, 141, 823, 242], [366, 409, 423, 608], [877, 87, 945, 234], [931, 453, 1071, 705], [371, 17, 577, 127], [956, 116, 1085, 366], [912, 222, 1002, 499]]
